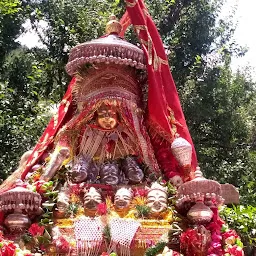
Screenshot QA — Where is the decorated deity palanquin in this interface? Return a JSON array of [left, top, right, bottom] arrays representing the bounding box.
[[0, 1, 244, 256]]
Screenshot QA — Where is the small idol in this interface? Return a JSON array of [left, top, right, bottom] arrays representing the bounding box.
[[146, 182, 168, 216], [114, 187, 133, 211], [83, 187, 103, 212]]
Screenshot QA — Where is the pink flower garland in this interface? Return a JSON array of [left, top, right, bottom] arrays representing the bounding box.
[[207, 207, 224, 255], [206, 207, 244, 256]]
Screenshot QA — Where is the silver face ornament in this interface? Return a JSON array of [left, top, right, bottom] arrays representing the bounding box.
[[87, 161, 100, 183], [146, 183, 168, 216], [114, 187, 133, 210], [122, 157, 144, 184], [83, 187, 103, 211], [56, 188, 70, 213], [100, 162, 120, 185], [70, 156, 90, 183]]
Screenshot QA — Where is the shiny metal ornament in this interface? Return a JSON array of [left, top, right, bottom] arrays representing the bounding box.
[[87, 161, 100, 183], [146, 182, 168, 217], [97, 103, 118, 130], [106, 15, 122, 35], [187, 200, 213, 224], [0, 185, 41, 232], [66, 18, 145, 76], [83, 187, 102, 212], [100, 161, 120, 185], [4, 212, 31, 232], [56, 187, 70, 213], [114, 187, 133, 211], [171, 137, 192, 167], [0, 186, 41, 212], [70, 156, 91, 183], [122, 156, 144, 184], [176, 168, 224, 209]]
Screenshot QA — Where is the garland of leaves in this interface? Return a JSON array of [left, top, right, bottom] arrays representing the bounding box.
[[144, 241, 167, 256]]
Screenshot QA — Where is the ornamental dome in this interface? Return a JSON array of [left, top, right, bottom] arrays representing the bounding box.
[[66, 16, 145, 76]]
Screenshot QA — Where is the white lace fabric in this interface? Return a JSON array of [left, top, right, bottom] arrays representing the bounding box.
[[74, 217, 103, 256], [108, 218, 141, 256]]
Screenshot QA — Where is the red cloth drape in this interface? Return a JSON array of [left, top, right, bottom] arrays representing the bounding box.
[[21, 77, 76, 180], [123, 0, 197, 170]]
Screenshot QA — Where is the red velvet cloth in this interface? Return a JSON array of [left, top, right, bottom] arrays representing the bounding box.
[[123, 0, 197, 170]]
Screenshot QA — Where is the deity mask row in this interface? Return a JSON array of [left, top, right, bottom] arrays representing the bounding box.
[[70, 156, 144, 185], [81, 184, 168, 215]]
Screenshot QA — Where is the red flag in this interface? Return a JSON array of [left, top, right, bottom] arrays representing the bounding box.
[[124, 0, 197, 170], [119, 11, 131, 38]]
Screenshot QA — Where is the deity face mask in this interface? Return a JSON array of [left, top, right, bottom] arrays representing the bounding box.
[[122, 157, 144, 184], [57, 189, 70, 212], [114, 187, 133, 210], [100, 162, 120, 185], [70, 157, 90, 183], [146, 183, 168, 215], [97, 104, 118, 130], [83, 187, 102, 211]]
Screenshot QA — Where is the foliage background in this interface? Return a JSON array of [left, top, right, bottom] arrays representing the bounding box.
[[0, 0, 255, 253]]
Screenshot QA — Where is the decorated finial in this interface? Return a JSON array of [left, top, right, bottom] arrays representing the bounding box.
[[171, 137, 192, 167], [194, 166, 205, 180], [106, 14, 122, 35]]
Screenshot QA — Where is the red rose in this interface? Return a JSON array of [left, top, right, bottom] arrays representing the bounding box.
[[55, 236, 70, 253], [226, 245, 244, 256], [34, 180, 44, 194], [70, 184, 81, 195], [96, 203, 107, 215], [133, 188, 147, 197], [28, 223, 45, 236], [40, 245, 46, 251], [222, 229, 238, 240], [1, 242, 16, 256]]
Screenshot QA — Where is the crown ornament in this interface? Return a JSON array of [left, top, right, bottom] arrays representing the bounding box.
[[115, 187, 133, 198], [147, 182, 168, 195], [72, 63, 141, 110], [176, 167, 224, 212], [106, 15, 122, 35], [66, 16, 145, 76]]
